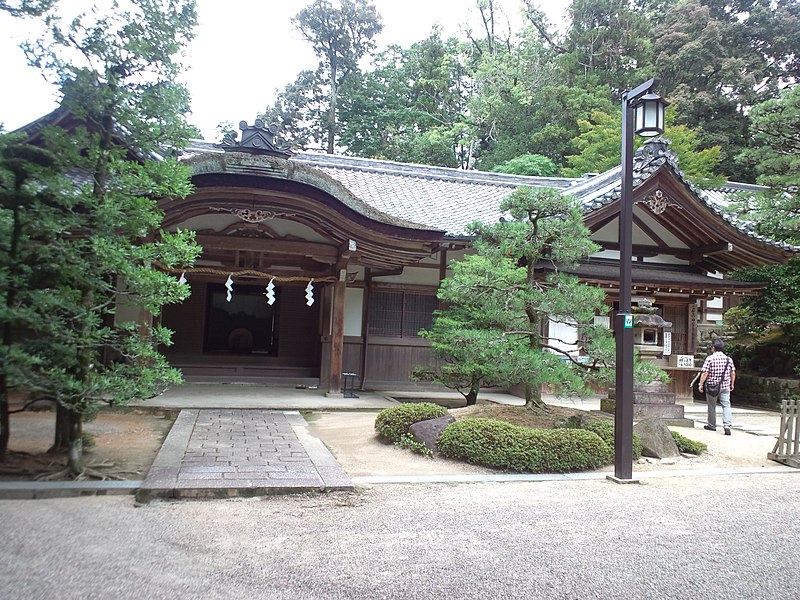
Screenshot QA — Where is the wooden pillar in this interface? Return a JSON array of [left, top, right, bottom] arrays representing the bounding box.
[[327, 277, 346, 396], [687, 302, 698, 355], [359, 269, 372, 390]]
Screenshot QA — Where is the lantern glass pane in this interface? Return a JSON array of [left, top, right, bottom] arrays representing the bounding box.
[[635, 98, 664, 137]]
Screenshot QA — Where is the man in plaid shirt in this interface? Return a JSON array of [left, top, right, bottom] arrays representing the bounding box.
[[698, 339, 736, 435]]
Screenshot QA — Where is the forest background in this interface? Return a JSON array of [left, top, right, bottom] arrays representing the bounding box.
[[253, 0, 798, 193], [3, 0, 800, 375]]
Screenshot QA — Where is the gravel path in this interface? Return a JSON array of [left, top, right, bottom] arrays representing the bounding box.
[[2, 474, 799, 599]]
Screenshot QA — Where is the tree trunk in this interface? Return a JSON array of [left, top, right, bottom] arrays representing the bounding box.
[[524, 382, 546, 410], [50, 404, 84, 475], [1, 204, 23, 456], [328, 69, 337, 154], [50, 402, 72, 453], [524, 258, 546, 410], [465, 384, 479, 406], [0, 374, 9, 458], [67, 410, 84, 476]]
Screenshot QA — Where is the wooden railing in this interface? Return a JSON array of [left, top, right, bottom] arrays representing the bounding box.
[[768, 398, 800, 468]]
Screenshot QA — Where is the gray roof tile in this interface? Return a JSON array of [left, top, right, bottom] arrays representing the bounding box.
[[291, 153, 574, 237], [185, 136, 796, 252]]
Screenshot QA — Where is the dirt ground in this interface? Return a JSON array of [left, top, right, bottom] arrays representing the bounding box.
[[0, 400, 784, 481], [307, 402, 784, 476], [0, 409, 175, 481]]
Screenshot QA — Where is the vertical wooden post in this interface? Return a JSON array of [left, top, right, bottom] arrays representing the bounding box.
[[687, 302, 698, 355], [327, 276, 346, 396], [438, 248, 448, 284], [359, 269, 372, 390]]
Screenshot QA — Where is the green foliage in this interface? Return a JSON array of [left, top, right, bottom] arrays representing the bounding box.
[[491, 154, 560, 177], [737, 86, 800, 205], [671, 431, 706, 455], [0, 0, 55, 17], [374, 402, 448, 443], [730, 258, 800, 374], [268, 0, 383, 153], [422, 185, 664, 407], [650, 0, 800, 179], [272, 0, 799, 183], [396, 433, 433, 457], [563, 106, 725, 187], [562, 0, 655, 92], [582, 419, 642, 461], [0, 1, 200, 468], [436, 418, 613, 473], [474, 79, 615, 170], [336, 31, 475, 167]]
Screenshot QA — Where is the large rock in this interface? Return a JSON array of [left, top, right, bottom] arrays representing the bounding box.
[[556, 414, 593, 429], [633, 418, 680, 459], [409, 415, 456, 452]]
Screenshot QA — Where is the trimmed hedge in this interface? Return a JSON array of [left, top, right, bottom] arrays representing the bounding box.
[[374, 402, 449, 442], [583, 419, 642, 460], [437, 418, 613, 473], [671, 431, 707, 455]]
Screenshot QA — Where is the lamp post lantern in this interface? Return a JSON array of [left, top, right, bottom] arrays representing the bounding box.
[[613, 78, 667, 482]]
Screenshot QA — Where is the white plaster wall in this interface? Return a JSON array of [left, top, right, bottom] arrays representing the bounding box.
[[642, 254, 689, 265], [371, 265, 442, 287], [548, 318, 580, 354], [113, 278, 144, 325], [592, 249, 620, 260], [344, 287, 364, 336], [707, 296, 724, 321]]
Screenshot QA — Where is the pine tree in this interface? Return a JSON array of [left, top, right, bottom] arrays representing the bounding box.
[[0, 0, 201, 476]]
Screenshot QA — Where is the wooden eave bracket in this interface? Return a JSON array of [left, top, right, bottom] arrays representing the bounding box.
[[690, 242, 733, 264]]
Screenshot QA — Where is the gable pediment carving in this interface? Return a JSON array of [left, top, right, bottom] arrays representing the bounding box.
[[635, 189, 682, 215]]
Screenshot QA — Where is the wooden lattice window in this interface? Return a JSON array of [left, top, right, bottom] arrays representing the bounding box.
[[368, 291, 436, 338]]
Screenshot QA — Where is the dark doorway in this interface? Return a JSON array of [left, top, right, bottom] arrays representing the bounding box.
[[204, 283, 279, 355]]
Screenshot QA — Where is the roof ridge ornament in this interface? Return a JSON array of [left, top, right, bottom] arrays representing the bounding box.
[[220, 118, 292, 157], [634, 137, 679, 176]]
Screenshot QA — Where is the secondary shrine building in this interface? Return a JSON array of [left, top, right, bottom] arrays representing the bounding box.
[[156, 120, 795, 397]]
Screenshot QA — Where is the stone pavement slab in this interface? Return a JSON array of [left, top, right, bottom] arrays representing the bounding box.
[[133, 383, 397, 410], [137, 409, 353, 501]]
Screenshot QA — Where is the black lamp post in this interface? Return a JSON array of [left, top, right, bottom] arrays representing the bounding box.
[[613, 78, 668, 482]]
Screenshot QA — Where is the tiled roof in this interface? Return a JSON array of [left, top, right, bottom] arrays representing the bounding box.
[[290, 153, 575, 237], [567, 138, 799, 252], [187, 136, 795, 252]]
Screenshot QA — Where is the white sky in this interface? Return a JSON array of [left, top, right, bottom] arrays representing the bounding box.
[[0, 0, 569, 140]]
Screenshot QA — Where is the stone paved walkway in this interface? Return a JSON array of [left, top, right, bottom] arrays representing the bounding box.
[[137, 409, 352, 500]]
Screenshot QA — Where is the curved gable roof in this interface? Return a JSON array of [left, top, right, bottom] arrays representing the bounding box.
[[182, 135, 800, 268], [292, 153, 574, 237], [568, 137, 798, 255]]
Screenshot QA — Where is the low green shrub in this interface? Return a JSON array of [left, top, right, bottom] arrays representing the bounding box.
[[437, 418, 613, 473], [583, 419, 642, 460], [671, 431, 707, 455], [396, 433, 433, 457], [374, 402, 448, 442]]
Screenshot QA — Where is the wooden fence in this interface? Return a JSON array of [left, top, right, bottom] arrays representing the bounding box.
[[768, 398, 800, 468]]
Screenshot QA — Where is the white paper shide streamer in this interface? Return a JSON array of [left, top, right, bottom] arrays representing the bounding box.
[[177, 272, 187, 285], [265, 278, 276, 305], [305, 280, 314, 306], [225, 274, 234, 302]]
